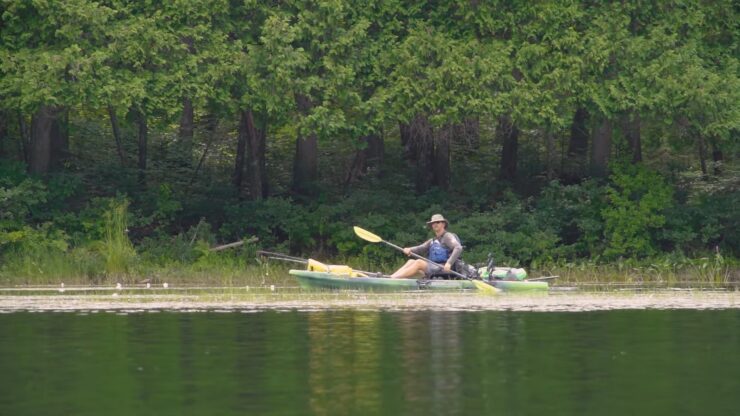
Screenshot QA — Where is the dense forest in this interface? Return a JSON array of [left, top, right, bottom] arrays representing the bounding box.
[[0, 1, 737, 283]]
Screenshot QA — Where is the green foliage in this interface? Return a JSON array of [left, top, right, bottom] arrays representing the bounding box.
[[536, 180, 608, 258], [135, 184, 184, 231], [454, 197, 560, 267], [138, 219, 216, 266], [660, 167, 740, 256], [602, 164, 674, 258], [221, 197, 314, 252], [0, 178, 47, 229], [0, 1, 737, 284]]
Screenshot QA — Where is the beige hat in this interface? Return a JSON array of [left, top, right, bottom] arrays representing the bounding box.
[[426, 214, 449, 226]]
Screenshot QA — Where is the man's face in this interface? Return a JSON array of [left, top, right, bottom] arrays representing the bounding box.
[[431, 221, 446, 232]]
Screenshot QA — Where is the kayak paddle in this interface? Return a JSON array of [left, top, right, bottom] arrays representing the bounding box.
[[257, 250, 378, 276], [353, 226, 500, 294]]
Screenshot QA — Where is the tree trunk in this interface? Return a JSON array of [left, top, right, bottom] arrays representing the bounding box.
[[344, 142, 367, 189], [28, 105, 60, 175], [697, 134, 707, 175], [470, 118, 481, 149], [565, 107, 589, 181], [108, 105, 126, 165], [233, 110, 248, 193], [49, 109, 69, 171], [245, 109, 266, 200], [0, 110, 7, 158], [366, 132, 384, 171], [498, 115, 518, 181], [136, 109, 148, 186], [459, 117, 480, 150], [292, 132, 318, 194], [178, 97, 194, 166], [403, 115, 434, 192], [710, 137, 723, 175], [258, 127, 269, 197], [622, 112, 642, 163], [399, 121, 415, 162], [177, 35, 196, 166], [590, 117, 612, 177], [190, 114, 218, 188], [292, 95, 318, 194], [545, 127, 555, 181], [344, 133, 383, 188], [18, 112, 30, 164], [432, 127, 451, 190]]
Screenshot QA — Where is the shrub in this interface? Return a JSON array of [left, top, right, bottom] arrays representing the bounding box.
[[536, 179, 608, 259], [455, 196, 560, 266], [602, 163, 673, 258]]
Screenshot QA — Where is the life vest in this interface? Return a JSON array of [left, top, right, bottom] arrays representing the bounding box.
[[428, 233, 461, 263], [429, 239, 450, 263]]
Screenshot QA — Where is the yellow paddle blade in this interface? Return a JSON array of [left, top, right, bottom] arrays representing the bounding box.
[[472, 279, 501, 295], [353, 226, 383, 243]]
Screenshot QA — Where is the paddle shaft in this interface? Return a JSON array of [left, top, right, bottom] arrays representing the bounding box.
[[257, 250, 306, 262], [526, 275, 558, 282], [380, 240, 470, 280]]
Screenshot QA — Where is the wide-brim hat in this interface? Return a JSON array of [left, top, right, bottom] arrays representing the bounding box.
[[426, 214, 449, 226]]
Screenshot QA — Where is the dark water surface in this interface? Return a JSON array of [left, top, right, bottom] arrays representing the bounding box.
[[1, 310, 738, 416]]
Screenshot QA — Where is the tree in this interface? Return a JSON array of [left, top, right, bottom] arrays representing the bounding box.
[[0, 1, 115, 174]]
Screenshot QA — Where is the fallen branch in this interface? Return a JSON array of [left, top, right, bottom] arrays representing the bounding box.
[[209, 236, 258, 252]]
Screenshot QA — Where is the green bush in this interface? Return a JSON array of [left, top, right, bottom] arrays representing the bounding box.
[[602, 164, 674, 258], [454, 199, 559, 267], [536, 179, 608, 259], [220, 197, 314, 252]]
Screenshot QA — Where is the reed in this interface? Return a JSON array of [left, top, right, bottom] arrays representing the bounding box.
[[102, 200, 137, 279], [536, 254, 737, 286]]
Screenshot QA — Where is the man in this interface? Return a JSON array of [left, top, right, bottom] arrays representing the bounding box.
[[390, 214, 463, 279]]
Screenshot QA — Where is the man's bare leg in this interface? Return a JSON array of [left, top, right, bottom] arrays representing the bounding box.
[[391, 259, 427, 278]]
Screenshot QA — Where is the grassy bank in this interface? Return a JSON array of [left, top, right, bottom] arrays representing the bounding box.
[[1, 245, 737, 288]]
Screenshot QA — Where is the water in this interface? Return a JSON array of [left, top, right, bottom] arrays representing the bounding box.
[[1, 310, 738, 416]]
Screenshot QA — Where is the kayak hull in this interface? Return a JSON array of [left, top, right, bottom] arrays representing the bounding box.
[[489, 279, 548, 292], [290, 270, 471, 292], [289, 270, 548, 292]]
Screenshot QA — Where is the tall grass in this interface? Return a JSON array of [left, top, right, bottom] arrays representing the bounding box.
[[536, 253, 738, 286], [103, 200, 137, 279], [0, 246, 102, 285]]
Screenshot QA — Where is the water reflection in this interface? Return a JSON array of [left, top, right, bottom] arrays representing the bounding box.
[[0, 310, 739, 415]]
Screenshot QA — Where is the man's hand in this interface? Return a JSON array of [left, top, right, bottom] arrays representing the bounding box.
[[403, 248, 412, 256], [443, 262, 452, 272]]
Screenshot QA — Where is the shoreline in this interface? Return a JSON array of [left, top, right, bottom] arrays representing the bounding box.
[[1, 290, 738, 313]]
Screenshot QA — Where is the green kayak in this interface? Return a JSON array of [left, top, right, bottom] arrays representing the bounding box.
[[289, 270, 548, 292]]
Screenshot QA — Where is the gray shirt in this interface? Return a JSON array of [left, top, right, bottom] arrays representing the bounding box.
[[410, 231, 463, 265]]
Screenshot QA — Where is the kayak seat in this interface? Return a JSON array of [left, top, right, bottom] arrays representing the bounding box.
[[428, 272, 464, 280]]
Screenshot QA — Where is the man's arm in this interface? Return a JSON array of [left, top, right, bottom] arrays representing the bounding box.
[[405, 239, 431, 256], [442, 233, 463, 268]]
